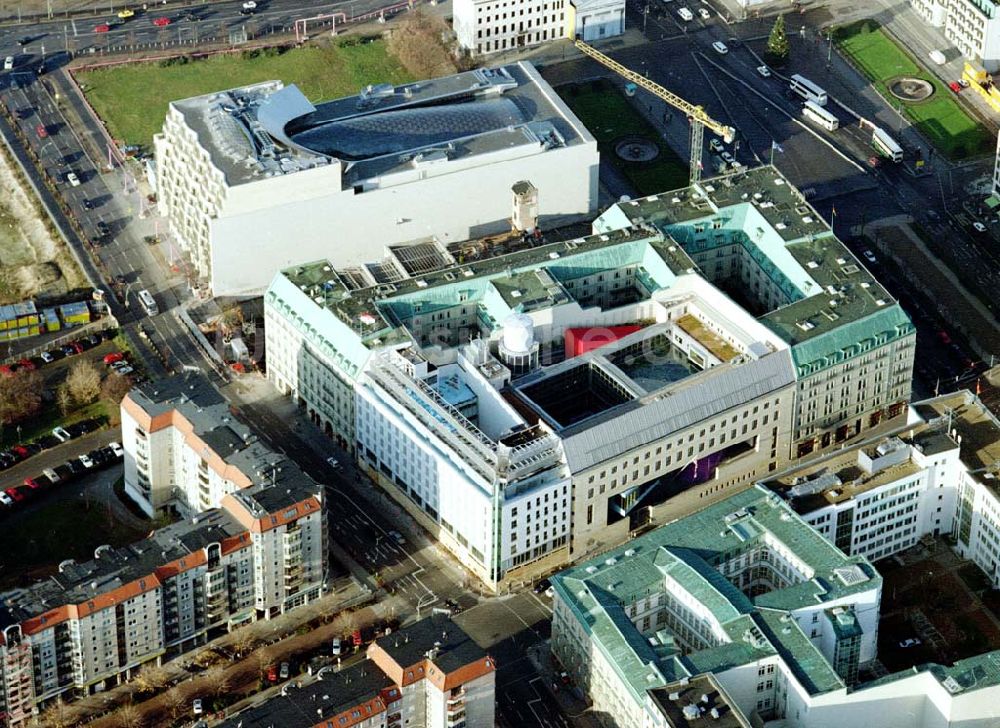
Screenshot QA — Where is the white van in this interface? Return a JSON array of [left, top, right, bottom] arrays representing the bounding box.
[[3, 57, 14, 71], [678, 7, 693, 20]]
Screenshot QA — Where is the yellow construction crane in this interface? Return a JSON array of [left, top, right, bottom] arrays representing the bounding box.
[[574, 40, 735, 183]]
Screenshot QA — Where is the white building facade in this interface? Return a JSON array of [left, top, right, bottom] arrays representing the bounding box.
[[154, 64, 599, 296], [910, 0, 1000, 71]]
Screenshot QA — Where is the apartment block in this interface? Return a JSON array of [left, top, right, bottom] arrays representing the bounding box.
[[217, 615, 495, 728], [153, 63, 598, 295], [550, 484, 1000, 727], [264, 166, 913, 589], [910, 0, 1000, 71], [0, 376, 328, 725]]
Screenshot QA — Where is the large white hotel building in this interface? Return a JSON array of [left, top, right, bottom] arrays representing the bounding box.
[[264, 166, 915, 590]]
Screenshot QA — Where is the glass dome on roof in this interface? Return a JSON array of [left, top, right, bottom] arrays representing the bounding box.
[[288, 97, 524, 161]]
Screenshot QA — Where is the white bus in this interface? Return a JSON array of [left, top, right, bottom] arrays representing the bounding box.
[[789, 74, 828, 106], [802, 100, 839, 130], [137, 289, 159, 316], [871, 127, 903, 162]]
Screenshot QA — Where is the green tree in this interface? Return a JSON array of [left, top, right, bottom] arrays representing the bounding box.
[[766, 14, 790, 66]]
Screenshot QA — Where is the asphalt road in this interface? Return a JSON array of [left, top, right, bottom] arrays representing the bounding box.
[[0, 0, 406, 58]]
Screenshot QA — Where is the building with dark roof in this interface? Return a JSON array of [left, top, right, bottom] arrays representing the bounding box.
[[153, 62, 598, 296], [219, 616, 495, 728]]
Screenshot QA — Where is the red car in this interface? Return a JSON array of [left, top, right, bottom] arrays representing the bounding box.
[[266, 665, 278, 682], [152, 16, 171, 26], [11, 445, 29, 459], [70, 342, 84, 354], [949, 81, 962, 93], [94, 23, 110, 32], [104, 352, 125, 365], [5, 488, 25, 502], [0, 364, 15, 377], [18, 358, 35, 370], [23, 477, 42, 490], [35, 123, 47, 138]]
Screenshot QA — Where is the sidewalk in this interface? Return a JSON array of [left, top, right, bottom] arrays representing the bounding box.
[[526, 640, 602, 728]]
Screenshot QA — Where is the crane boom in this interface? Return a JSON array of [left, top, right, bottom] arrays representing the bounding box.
[[574, 40, 735, 143], [574, 40, 736, 182]]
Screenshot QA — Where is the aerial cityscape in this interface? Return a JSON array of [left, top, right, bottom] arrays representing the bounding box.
[[0, 0, 999, 725]]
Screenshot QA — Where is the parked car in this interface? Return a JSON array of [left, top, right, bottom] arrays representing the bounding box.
[[862, 249, 877, 263], [66, 171, 80, 187], [709, 138, 724, 153], [973, 221, 987, 233], [35, 123, 48, 138], [331, 638, 342, 656], [242, 0, 257, 8], [104, 351, 125, 365], [698, 7, 710, 18], [66, 459, 86, 476], [949, 81, 962, 93], [533, 578, 552, 594], [712, 41, 728, 54], [117, 7, 135, 18], [94, 23, 110, 32], [109, 441, 124, 459], [67, 420, 97, 437], [16, 36, 31, 46], [52, 426, 72, 442], [152, 16, 171, 26], [720, 151, 735, 165], [95, 221, 110, 239], [266, 664, 278, 682], [11, 445, 29, 459], [39, 351, 54, 363], [82, 198, 94, 210], [0, 364, 15, 377], [192, 699, 203, 715], [43, 467, 60, 484], [17, 358, 35, 371], [111, 363, 134, 375], [0, 492, 13, 507], [4, 56, 14, 71], [78, 453, 94, 469], [23, 477, 43, 490], [279, 662, 290, 680], [757, 65, 772, 77], [899, 638, 922, 648], [388, 530, 406, 545], [5, 488, 25, 503]]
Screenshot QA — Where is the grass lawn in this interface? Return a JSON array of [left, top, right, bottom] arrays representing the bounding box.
[[0, 496, 148, 589], [77, 39, 413, 149], [0, 399, 109, 450], [834, 21, 992, 159], [560, 79, 688, 195]]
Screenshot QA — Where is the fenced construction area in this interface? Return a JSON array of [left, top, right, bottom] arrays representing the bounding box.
[[834, 20, 991, 159]]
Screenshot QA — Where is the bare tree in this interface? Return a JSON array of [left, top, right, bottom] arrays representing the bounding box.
[[34, 698, 74, 728], [0, 369, 43, 426], [205, 664, 231, 699], [64, 359, 102, 406], [232, 628, 258, 659], [256, 646, 274, 678], [387, 10, 457, 79], [162, 686, 185, 723], [102, 371, 134, 403], [112, 702, 144, 728], [132, 664, 169, 695]]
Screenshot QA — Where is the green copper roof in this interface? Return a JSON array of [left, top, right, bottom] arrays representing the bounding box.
[[552, 485, 875, 705]]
